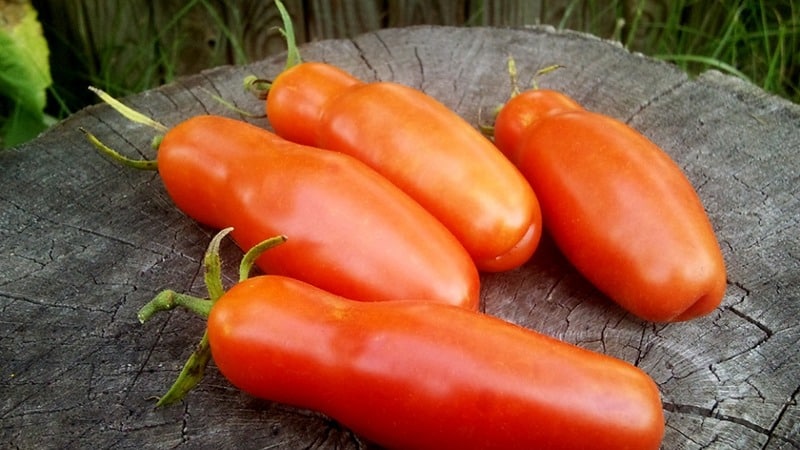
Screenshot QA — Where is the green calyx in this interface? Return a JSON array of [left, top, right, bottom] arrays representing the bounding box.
[[88, 86, 168, 133], [274, 0, 302, 72], [482, 57, 564, 140], [138, 228, 287, 406], [81, 86, 167, 170], [243, 0, 302, 99], [80, 127, 158, 171]]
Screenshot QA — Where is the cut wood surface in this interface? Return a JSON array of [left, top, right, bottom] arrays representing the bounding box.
[[2, 26, 798, 449]]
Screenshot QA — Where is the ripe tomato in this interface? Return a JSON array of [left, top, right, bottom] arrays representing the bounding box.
[[208, 274, 665, 450], [494, 89, 727, 322], [266, 62, 542, 272], [157, 115, 480, 309]]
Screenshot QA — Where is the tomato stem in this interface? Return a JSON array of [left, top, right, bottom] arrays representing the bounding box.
[[243, 75, 271, 100], [138, 290, 212, 322]]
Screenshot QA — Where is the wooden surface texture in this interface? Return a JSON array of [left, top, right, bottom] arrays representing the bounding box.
[[1, 25, 798, 449]]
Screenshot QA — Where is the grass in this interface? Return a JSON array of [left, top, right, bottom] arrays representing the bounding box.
[[476, 0, 799, 103], [41, 0, 252, 118], [41, 0, 799, 120], [635, 0, 799, 102]]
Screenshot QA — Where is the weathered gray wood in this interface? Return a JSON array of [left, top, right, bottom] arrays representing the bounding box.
[[1, 26, 798, 449]]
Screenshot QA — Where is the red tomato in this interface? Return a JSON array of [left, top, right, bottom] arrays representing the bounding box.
[[266, 62, 542, 272], [157, 115, 480, 309], [208, 274, 665, 450], [494, 90, 727, 322]]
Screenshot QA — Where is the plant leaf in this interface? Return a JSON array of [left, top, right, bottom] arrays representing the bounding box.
[[0, 2, 52, 147]]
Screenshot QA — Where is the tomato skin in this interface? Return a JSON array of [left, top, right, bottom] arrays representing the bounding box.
[[494, 90, 727, 322], [267, 62, 542, 272], [266, 63, 360, 146], [157, 115, 480, 309], [492, 89, 583, 163], [208, 275, 665, 450]]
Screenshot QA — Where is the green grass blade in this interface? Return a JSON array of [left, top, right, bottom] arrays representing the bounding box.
[[655, 53, 752, 82]]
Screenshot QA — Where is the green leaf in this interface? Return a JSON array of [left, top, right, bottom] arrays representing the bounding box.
[[1, 104, 47, 147], [0, 1, 52, 147]]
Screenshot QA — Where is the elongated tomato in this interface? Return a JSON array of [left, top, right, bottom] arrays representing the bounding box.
[[208, 275, 665, 450], [267, 62, 542, 272], [157, 115, 479, 309], [494, 90, 726, 322]]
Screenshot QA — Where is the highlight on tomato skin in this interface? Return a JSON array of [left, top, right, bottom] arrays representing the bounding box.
[[494, 89, 727, 322], [266, 61, 543, 273], [156, 115, 481, 310], [207, 274, 666, 450]]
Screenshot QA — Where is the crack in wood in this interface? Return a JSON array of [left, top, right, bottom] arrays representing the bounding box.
[[762, 384, 800, 449], [663, 401, 798, 447], [727, 305, 774, 338], [625, 77, 691, 125], [3, 25, 798, 450], [349, 36, 379, 81]]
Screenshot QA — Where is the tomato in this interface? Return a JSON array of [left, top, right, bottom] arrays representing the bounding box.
[[494, 89, 727, 322], [266, 62, 542, 272], [208, 274, 665, 450], [157, 115, 480, 309]]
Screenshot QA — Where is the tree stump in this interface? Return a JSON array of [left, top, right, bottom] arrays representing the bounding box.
[[1, 26, 798, 449]]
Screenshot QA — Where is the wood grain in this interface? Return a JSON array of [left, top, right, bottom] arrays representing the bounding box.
[[1, 26, 798, 449]]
